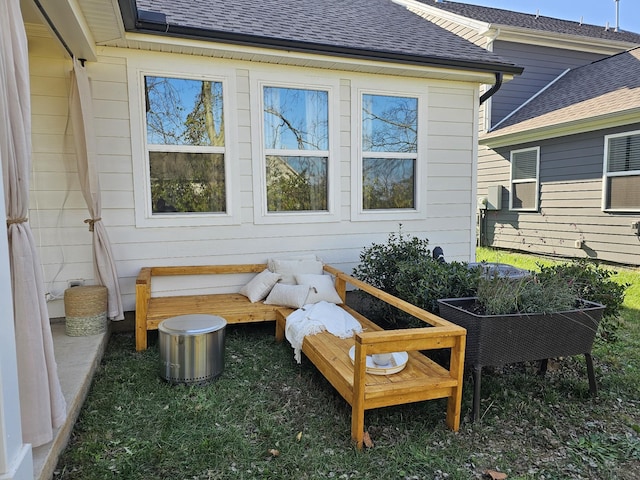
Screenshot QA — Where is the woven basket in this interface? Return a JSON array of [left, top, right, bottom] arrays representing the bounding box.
[[64, 285, 108, 336]]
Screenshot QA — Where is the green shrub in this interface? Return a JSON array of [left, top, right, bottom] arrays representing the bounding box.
[[394, 257, 480, 314], [536, 259, 628, 341], [353, 227, 431, 298], [536, 259, 627, 319], [353, 228, 480, 325]]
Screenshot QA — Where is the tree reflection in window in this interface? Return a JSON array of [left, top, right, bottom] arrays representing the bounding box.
[[263, 86, 329, 212], [145, 76, 226, 214], [362, 94, 417, 210]]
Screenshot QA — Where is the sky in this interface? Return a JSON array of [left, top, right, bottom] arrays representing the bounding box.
[[456, 0, 640, 34]]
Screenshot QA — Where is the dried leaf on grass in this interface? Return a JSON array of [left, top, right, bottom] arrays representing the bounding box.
[[363, 431, 374, 448], [268, 448, 279, 457], [296, 431, 302, 442], [484, 470, 507, 480]]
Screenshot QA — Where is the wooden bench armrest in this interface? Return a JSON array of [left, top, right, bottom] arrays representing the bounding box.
[[323, 264, 460, 329], [136, 267, 152, 286], [355, 326, 466, 354]]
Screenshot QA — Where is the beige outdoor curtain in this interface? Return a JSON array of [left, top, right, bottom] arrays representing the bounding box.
[[70, 58, 124, 320], [1, 0, 66, 447]]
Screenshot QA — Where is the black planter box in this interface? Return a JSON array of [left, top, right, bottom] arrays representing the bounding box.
[[437, 297, 606, 420]]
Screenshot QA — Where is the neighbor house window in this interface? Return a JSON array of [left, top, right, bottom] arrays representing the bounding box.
[[262, 86, 329, 212], [510, 147, 539, 211], [361, 94, 417, 210], [145, 76, 226, 215], [604, 130, 640, 211]]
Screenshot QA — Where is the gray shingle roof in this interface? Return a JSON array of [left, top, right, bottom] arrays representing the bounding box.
[[483, 47, 640, 138], [126, 0, 522, 74], [422, 1, 640, 44]]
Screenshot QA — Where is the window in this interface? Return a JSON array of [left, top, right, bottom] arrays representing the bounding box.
[[144, 76, 227, 215], [510, 147, 539, 211], [361, 94, 417, 210], [604, 130, 640, 211], [262, 86, 329, 212]]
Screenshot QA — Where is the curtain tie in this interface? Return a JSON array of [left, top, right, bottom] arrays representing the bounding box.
[[84, 217, 101, 232], [6, 217, 28, 226]]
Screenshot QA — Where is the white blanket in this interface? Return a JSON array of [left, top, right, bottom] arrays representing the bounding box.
[[285, 301, 363, 363]]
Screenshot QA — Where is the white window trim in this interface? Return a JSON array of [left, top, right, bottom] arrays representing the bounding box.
[[509, 146, 540, 212], [350, 80, 428, 222], [602, 129, 640, 213], [250, 72, 341, 224], [127, 56, 240, 227]]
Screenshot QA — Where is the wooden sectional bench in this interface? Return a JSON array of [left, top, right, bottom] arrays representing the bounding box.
[[135, 264, 282, 351], [135, 263, 467, 448]]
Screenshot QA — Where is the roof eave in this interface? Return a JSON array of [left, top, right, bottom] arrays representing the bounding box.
[[495, 25, 640, 55], [479, 109, 640, 148], [397, 0, 639, 55], [117, 0, 522, 76]]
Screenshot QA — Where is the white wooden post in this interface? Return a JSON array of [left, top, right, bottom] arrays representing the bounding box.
[[0, 165, 33, 480]]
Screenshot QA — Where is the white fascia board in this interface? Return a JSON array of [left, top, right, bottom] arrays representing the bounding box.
[[496, 26, 637, 55], [35, 0, 97, 60], [120, 33, 509, 84], [392, 0, 490, 32], [393, 0, 635, 56], [479, 109, 640, 148]]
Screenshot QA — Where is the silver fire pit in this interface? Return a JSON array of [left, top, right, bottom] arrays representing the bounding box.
[[158, 314, 226, 385]]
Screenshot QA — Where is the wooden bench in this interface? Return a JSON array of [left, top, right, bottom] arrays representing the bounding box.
[[276, 265, 467, 448], [135, 263, 467, 448], [135, 264, 283, 351]]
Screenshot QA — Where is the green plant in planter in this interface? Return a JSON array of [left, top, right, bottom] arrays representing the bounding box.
[[536, 259, 628, 341], [476, 274, 576, 315], [474, 259, 628, 341]]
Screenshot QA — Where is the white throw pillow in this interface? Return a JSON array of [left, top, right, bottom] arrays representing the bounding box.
[[295, 274, 343, 304], [264, 283, 310, 309], [239, 269, 281, 303], [267, 254, 319, 272], [269, 258, 324, 285]]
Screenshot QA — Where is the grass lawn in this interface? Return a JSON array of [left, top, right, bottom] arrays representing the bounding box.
[[55, 249, 640, 480]]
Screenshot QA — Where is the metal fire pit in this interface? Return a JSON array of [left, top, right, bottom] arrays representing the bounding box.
[[159, 314, 226, 385]]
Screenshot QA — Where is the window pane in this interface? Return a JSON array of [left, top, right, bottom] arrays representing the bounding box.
[[362, 94, 417, 153], [363, 158, 415, 209], [608, 134, 640, 173], [145, 76, 224, 146], [512, 149, 538, 180], [607, 175, 640, 209], [263, 87, 328, 151], [266, 155, 327, 211], [149, 152, 226, 213], [512, 182, 536, 210]]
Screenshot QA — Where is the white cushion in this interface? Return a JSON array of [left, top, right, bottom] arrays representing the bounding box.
[[239, 269, 281, 303], [267, 254, 319, 272], [295, 274, 343, 304], [269, 258, 324, 285], [264, 283, 310, 308]]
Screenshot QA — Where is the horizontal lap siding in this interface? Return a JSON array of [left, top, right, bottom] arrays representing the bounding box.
[[482, 128, 640, 266], [490, 42, 605, 126], [27, 30, 479, 317]]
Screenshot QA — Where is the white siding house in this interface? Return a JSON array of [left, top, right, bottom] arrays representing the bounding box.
[[1, 0, 523, 478]]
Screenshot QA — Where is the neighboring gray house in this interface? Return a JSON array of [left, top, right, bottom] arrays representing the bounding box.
[[480, 48, 640, 265], [399, 0, 640, 265]]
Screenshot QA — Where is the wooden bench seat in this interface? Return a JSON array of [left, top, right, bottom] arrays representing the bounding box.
[[136, 264, 280, 351], [135, 262, 467, 448], [276, 265, 467, 448]]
